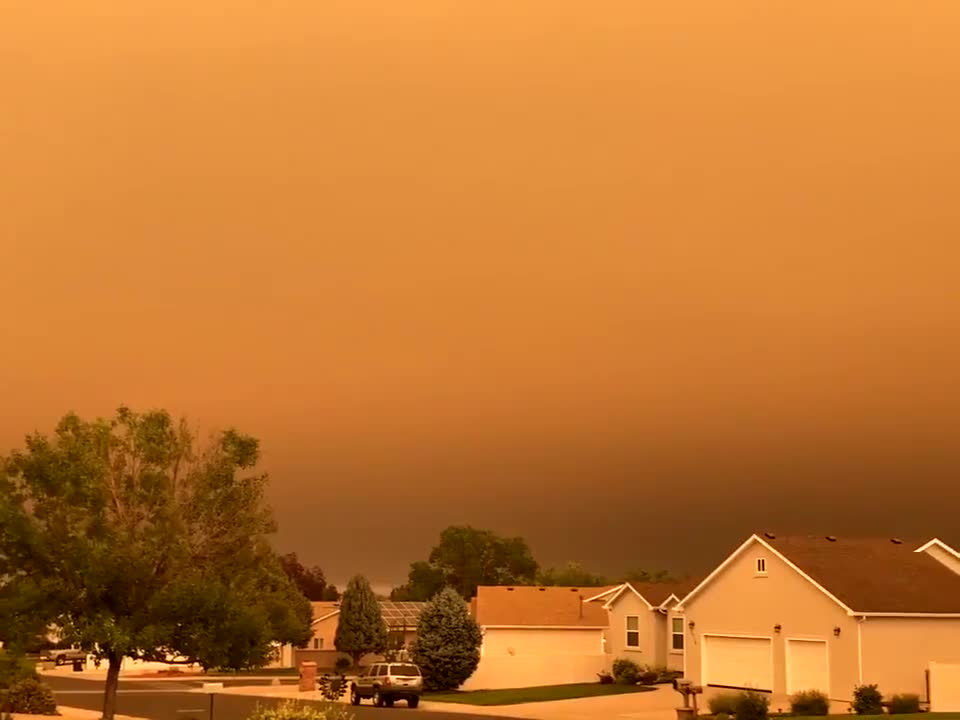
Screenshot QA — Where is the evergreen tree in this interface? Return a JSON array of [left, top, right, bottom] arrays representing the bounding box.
[[412, 587, 482, 691], [334, 575, 387, 665]]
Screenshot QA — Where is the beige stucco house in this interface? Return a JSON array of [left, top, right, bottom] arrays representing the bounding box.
[[676, 534, 960, 702], [587, 580, 696, 672], [463, 586, 609, 690], [293, 600, 425, 669]]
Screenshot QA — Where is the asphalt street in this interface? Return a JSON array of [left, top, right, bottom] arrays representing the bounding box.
[[47, 676, 519, 720]]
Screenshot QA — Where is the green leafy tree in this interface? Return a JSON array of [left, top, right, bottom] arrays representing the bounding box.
[[392, 526, 538, 600], [411, 587, 482, 691], [621, 568, 677, 584], [536, 561, 609, 587], [0, 408, 312, 720], [389, 561, 446, 601], [278, 553, 339, 601], [334, 575, 387, 666]]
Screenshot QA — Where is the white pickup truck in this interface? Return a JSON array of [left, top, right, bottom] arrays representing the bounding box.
[[41, 648, 88, 666]]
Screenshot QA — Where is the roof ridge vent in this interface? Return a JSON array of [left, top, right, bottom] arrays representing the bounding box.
[[763, 532, 776, 540], [826, 536, 837, 542], [891, 538, 903, 544]]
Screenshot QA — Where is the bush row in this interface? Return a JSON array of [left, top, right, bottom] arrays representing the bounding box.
[[605, 658, 681, 686], [708, 685, 922, 719]]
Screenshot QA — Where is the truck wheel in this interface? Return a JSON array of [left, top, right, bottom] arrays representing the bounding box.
[[351, 688, 361, 705], [373, 689, 384, 707], [56, 656, 65, 666], [408, 696, 420, 709]]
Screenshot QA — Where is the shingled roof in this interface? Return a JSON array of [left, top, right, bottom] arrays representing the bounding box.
[[764, 535, 960, 614], [471, 586, 609, 627], [680, 534, 960, 615]]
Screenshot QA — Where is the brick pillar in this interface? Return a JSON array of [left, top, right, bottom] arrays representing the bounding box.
[[299, 661, 317, 692]]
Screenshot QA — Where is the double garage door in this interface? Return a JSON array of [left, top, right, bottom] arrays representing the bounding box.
[[703, 636, 829, 695]]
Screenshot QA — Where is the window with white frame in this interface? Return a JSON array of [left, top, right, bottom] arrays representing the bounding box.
[[626, 616, 640, 648], [756, 557, 767, 575], [312, 638, 320, 649], [671, 617, 684, 650]]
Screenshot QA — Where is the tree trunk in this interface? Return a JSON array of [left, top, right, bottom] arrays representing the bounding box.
[[102, 652, 122, 720]]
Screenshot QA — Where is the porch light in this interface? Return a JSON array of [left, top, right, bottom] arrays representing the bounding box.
[[833, 626, 841, 637], [774, 624, 781, 634]]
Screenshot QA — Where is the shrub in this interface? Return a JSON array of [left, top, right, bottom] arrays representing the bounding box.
[[411, 587, 482, 691], [715, 714, 731, 720], [709, 692, 740, 716], [2, 678, 57, 715], [887, 694, 920, 715], [0, 651, 38, 690], [639, 670, 659, 685], [247, 700, 353, 720], [734, 690, 770, 720], [853, 684, 884, 715], [790, 690, 830, 716], [597, 672, 614, 684], [612, 657, 640, 685], [334, 657, 351, 673]]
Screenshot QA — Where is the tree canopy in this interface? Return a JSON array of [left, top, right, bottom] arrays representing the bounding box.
[[535, 561, 610, 587], [334, 575, 387, 666], [0, 408, 312, 720], [391, 526, 539, 600], [279, 553, 340, 601]]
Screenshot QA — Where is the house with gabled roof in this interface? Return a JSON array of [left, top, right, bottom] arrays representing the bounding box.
[[675, 533, 960, 703], [462, 585, 609, 690], [586, 579, 698, 672], [293, 600, 426, 669]]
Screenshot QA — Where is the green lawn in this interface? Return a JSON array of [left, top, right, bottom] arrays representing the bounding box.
[[203, 667, 300, 676], [425, 683, 656, 705]]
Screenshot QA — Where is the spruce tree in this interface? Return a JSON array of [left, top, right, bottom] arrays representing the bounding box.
[[412, 587, 482, 690], [334, 575, 387, 666]]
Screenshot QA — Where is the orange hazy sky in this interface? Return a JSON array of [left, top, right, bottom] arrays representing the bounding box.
[[3, 1, 960, 587]]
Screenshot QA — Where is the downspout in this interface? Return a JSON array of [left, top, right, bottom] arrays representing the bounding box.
[[857, 616, 866, 684]]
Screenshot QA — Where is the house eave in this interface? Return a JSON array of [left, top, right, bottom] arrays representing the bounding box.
[[480, 624, 607, 630], [848, 611, 960, 618]]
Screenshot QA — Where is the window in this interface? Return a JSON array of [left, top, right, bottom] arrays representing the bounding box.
[[318, 638, 324, 649], [626, 616, 640, 648], [671, 617, 684, 651], [377, 665, 388, 676], [756, 557, 767, 575], [390, 664, 421, 676], [312, 639, 319, 650]]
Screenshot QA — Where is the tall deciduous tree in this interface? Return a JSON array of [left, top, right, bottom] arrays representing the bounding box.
[[0, 408, 312, 720], [411, 587, 482, 691], [391, 526, 538, 600], [278, 553, 339, 601], [536, 561, 609, 587], [334, 575, 386, 666], [621, 569, 676, 584]]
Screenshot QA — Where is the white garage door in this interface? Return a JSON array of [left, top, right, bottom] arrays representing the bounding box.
[[703, 635, 773, 691], [786, 639, 829, 695]]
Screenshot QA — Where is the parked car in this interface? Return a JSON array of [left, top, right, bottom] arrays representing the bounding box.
[[350, 662, 423, 708], [42, 648, 87, 666]]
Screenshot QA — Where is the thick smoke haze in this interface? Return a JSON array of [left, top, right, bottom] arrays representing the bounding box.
[[3, 1, 959, 588]]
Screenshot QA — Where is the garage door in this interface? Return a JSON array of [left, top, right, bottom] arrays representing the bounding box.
[[703, 635, 773, 691], [786, 639, 829, 695]]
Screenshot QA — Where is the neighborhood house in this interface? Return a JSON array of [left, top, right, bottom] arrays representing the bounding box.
[[463, 585, 609, 690], [587, 579, 697, 672], [676, 534, 960, 702], [293, 600, 425, 668]]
